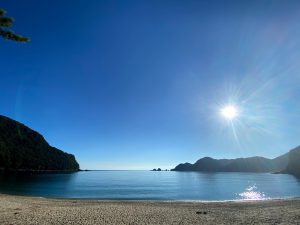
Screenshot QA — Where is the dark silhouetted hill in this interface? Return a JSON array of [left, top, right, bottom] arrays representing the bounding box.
[[172, 150, 291, 173], [283, 146, 300, 177], [0, 115, 79, 172]]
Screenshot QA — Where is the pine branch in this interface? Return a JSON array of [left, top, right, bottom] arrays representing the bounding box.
[[0, 9, 6, 17], [0, 28, 29, 42], [0, 17, 14, 27], [0, 8, 29, 43]]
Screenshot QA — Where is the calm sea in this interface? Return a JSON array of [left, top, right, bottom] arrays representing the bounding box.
[[0, 171, 299, 201]]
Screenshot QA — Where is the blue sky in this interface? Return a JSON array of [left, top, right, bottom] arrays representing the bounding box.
[[1, 0, 300, 169]]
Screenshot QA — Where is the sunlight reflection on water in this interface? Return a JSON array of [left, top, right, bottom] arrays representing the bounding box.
[[238, 185, 269, 200]]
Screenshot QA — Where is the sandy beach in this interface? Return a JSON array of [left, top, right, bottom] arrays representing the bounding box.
[[0, 194, 299, 225]]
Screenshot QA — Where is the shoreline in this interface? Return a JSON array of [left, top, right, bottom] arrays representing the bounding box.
[[0, 168, 80, 174], [1, 194, 300, 224], [2, 193, 299, 202], [2, 191, 299, 202]]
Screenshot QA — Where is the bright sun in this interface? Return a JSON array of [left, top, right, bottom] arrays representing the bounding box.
[[220, 105, 238, 120]]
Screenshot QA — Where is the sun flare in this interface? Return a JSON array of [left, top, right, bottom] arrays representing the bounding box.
[[220, 105, 238, 120]]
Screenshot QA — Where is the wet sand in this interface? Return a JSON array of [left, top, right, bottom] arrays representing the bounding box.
[[0, 194, 299, 225]]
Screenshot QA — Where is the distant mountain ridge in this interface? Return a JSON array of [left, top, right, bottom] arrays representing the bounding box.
[[172, 149, 296, 174], [0, 115, 79, 172]]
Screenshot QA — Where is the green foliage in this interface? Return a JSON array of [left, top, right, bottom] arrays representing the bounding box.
[[0, 8, 29, 42], [0, 115, 79, 171], [0, 17, 14, 27], [0, 9, 5, 17]]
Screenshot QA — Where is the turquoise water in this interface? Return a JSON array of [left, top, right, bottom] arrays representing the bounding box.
[[0, 171, 299, 201]]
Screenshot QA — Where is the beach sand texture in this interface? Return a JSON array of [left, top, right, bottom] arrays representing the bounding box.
[[0, 194, 299, 225]]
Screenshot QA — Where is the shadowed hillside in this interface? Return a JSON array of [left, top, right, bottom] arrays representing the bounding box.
[[284, 146, 300, 177], [0, 115, 79, 172], [172, 151, 290, 173]]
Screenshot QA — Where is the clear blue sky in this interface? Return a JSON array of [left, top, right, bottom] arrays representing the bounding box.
[[1, 0, 300, 169]]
